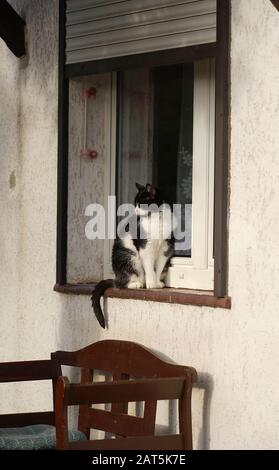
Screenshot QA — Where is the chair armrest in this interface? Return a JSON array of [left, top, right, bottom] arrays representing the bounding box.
[[0, 359, 58, 383]]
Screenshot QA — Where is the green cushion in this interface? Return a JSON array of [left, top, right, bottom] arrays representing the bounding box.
[[0, 424, 87, 450]]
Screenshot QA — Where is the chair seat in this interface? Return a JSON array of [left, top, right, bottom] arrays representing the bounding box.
[[0, 424, 87, 450]]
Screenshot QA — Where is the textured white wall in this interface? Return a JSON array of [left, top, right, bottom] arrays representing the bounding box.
[[0, 0, 279, 449]]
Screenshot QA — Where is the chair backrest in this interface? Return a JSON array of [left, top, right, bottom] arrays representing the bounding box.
[[0, 359, 62, 427], [53, 340, 197, 448]]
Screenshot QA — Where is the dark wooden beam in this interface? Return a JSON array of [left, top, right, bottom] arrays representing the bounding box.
[[270, 0, 279, 11], [56, 0, 68, 285], [0, 0, 25, 57], [214, 0, 230, 298]]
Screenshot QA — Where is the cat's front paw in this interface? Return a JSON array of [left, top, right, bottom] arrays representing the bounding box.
[[145, 280, 156, 289], [155, 281, 165, 288], [146, 280, 165, 289], [127, 281, 144, 289]]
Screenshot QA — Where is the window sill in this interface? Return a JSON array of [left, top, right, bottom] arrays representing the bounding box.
[[54, 283, 231, 309]]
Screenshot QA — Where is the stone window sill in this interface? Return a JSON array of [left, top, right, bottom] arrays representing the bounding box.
[[54, 283, 231, 309]]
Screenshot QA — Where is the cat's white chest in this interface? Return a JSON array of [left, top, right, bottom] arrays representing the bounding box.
[[141, 208, 173, 241], [140, 210, 171, 260]]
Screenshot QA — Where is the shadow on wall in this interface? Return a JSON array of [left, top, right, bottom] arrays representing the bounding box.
[[121, 344, 214, 449], [195, 372, 214, 450], [154, 372, 213, 450]]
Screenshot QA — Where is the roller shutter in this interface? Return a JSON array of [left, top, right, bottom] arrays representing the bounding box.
[[66, 0, 216, 64]]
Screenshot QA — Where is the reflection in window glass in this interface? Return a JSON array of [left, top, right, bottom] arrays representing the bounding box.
[[117, 63, 194, 257]]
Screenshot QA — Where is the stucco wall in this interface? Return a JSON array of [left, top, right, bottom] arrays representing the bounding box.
[[0, 0, 279, 449]]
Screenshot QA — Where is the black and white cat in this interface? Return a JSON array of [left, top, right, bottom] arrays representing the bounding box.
[[91, 183, 175, 328]]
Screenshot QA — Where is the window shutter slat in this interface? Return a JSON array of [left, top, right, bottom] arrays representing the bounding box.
[[65, 0, 216, 64]]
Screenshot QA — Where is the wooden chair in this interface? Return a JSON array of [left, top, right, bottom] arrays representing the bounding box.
[[54, 340, 197, 450], [0, 357, 86, 450]]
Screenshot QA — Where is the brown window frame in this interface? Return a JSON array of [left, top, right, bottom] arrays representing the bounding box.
[[270, 0, 279, 11], [55, 0, 230, 307]]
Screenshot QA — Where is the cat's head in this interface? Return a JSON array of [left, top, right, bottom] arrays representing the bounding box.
[[134, 183, 164, 215]]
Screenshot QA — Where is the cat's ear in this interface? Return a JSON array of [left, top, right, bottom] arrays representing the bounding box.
[[136, 182, 145, 192], [146, 184, 157, 197]]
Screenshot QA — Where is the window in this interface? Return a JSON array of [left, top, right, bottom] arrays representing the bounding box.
[[56, 0, 230, 302], [101, 59, 215, 290]]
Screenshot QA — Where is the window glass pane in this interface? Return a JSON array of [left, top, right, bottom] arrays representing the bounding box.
[[117, 63, 194, 257], [117, 68, 154, 206], [153, 64, 193, 256]]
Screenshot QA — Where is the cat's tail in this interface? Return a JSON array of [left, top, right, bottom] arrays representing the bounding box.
[[91, 279, 114, 328]]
